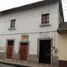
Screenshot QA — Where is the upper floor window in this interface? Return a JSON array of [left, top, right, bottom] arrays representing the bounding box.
[[10, 19, 16, 29], [9, 19, 16, 30], [42, 14, 49, 24], [10, 19, 16, 28]]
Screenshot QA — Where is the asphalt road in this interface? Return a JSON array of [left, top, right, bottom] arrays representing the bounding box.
[[0, 63, 29, 67]]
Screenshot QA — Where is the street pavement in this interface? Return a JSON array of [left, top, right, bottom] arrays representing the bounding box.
[[0, 63, 29, 67]]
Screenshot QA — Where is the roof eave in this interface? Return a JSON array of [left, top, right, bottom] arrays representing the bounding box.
[[0, 0, 59, 16]]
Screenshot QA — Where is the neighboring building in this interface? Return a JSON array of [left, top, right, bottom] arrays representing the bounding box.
[[0, 0, 66, 67]]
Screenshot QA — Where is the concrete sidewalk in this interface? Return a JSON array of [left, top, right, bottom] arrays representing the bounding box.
[[0, 60, 51, 67]]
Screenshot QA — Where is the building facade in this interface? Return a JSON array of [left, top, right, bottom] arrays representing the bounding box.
[[0, 0, 66, 67]]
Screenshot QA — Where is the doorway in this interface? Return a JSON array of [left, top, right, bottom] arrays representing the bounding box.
[[39, 39, 51, 64], [19, 42, 28, 60], [6, 40, 14, 59]]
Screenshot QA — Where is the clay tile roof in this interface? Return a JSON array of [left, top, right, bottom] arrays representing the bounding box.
[[57, 22, 67, 33]]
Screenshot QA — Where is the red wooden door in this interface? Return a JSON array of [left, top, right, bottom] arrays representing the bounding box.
[[20, 43, 28, 60], [6, 40, 14, 59]]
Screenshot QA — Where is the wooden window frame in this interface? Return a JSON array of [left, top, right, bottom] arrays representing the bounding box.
[[10, 19, 16, 28], [42, 13, 49, 24], [9, 19, 16, 30]]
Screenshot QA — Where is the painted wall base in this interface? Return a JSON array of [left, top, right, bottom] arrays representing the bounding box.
[[12, 53, 19, 60], [59, 60, 67, 67], [52, 56, 59, 67], [27, 54, 38, 63], [0, 52, 38, 63], [0, 52, 5, 60]]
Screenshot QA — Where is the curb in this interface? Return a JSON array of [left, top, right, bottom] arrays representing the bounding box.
[[0, 61, 30, 67]]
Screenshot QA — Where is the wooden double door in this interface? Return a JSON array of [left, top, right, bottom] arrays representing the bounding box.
[[6, 40, 14, 59], [6, 40, 28, 60], [19, 42, 28, 60]]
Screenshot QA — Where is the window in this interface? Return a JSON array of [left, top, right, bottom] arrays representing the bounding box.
[[42, 14, 49, 24], [10, 19, 16, 29], [8, 40, 14, 45]]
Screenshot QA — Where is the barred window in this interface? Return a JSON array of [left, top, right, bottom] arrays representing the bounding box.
[[10, 19, 16, 28], [42, 14, 49, 24]]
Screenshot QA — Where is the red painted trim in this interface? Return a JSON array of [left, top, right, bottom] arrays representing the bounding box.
[[59, 60, 67, 67]]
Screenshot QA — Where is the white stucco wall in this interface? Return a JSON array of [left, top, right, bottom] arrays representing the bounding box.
[[0, 2, 59, 55], [0, 2, 59, 34], [0, 34, 39, 54], [0, 34, 21, 53], [0, 31, 57, 55]]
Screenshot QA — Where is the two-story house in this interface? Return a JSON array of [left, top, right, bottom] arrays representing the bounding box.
[[0, 0, 66, 67]]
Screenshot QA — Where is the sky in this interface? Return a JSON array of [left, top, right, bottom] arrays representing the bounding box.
[[62, 0, 67, 21], [0, 0, 42, 11], [0, 0, 66, 21]]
